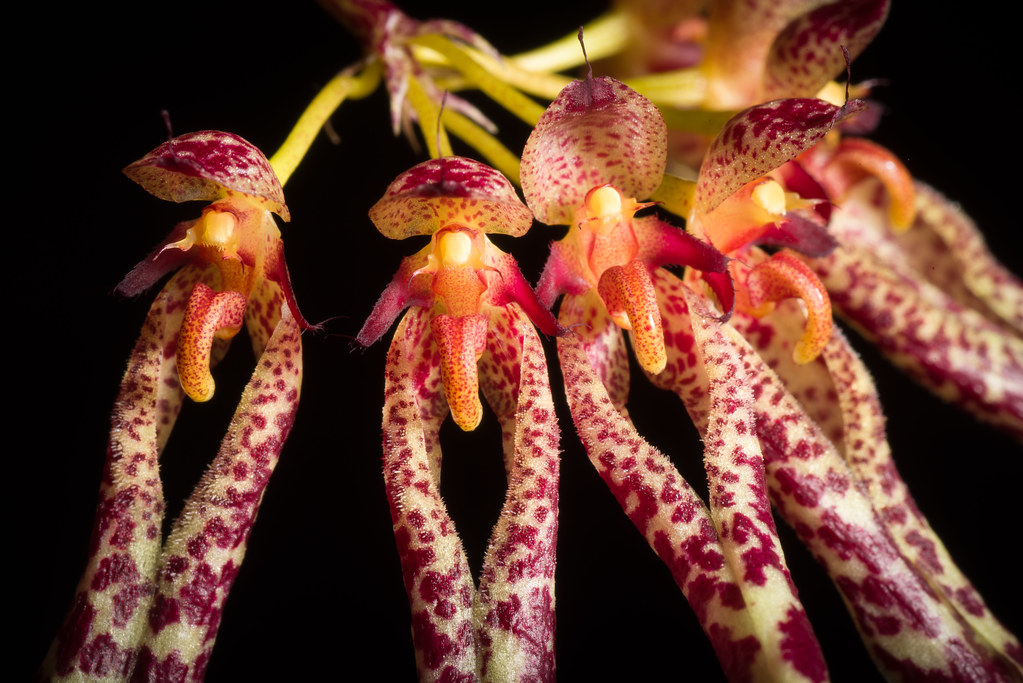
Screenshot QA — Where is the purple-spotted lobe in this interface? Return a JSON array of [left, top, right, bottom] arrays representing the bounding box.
[[521, 76, 667, 225], [124, 130, 290, 221], [370, 156, 533, 238], [695, 98, 863, 215]]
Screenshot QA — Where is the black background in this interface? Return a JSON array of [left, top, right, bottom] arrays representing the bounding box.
[[19, 2, 1023, 680]]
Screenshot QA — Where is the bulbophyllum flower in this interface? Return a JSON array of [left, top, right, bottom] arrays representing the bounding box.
[[357, 156, 562, 680], [116, 131, 313, 402], [39, 131, 306, 681], [796, 137, 1023, 440], [525, 68, 1023, 680]]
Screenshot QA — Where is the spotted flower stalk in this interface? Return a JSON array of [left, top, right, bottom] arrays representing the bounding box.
[[520, 47, 1021, 682], [40, 132, 307, 681], [357, 156, 562, 680], [30, 1, 1022, 681]]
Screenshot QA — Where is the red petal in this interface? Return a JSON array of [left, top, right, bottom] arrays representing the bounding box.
[[763, 0, 890, 99]]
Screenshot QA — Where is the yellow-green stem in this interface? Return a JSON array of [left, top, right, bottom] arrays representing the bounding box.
[[410, 34, 546, 126], [407, 75, 453, 159], [510, 12, 629, 73], [625, 68, 707, 108], [270, 62, 381, 186]]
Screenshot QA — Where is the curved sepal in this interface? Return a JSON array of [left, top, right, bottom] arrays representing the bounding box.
[[474, 306, 560, 680], [696, 98, 863, 215], [381, 308, 480, 680], [138, 305, 302, 679], [521, 76, 667, 225], [557, 332, 772, 682], [763, 0, 890, 99], [369, 156, 532, 239], [123, 131, 289, 221]]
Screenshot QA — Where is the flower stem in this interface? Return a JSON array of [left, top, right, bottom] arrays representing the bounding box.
[[410, 34, 546, 126], [269, 61, 382, 186]]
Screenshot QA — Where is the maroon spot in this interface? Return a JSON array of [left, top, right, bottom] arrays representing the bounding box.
[[91, 553, 140, 592], [186, 534, 210, 560], [179, 562, 219, 626], [778, 606, 827, 682], [149, 594, 181, 634], [410, 609, 459, 670], [129, 646, 189, 683], [54, 594, 96, 675], [112, 580, 149, 628], [707, 622, 762, 683], [161, 556, 189, 582], [79, 633, 132, 677], [904, 530, 943, 575], [952, 585, 986, 618]]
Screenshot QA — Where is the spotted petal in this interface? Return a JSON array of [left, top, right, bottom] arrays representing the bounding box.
[[139, 301, 302, 678], [649, 271, 1018, 681], [763, 0, 890, 100], [695, 98, 863, 216], [123, 131, 289, 221], [810, 181, 1023, 439], [369, 156, 533, 239], [521, 76, 667, 225]]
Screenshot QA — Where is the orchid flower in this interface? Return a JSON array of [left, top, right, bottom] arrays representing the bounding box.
[[357, 155, 563, 680], [28, 2, 1022, 681], [39, 132, 308, 681], [523, 58, 1022, 678], [608, 0, 1023, 440]]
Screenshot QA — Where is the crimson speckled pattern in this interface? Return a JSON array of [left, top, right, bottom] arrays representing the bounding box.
[[43, 267, 208, 680], [818, 326, 1023, 664], [650, 271, 1020, 680], [909, 183, 1023, 334], [370, 157, 533, 239], [520, 77, 667, 226], [558, 329, 773, 683], [695, 98, 857, 215], [383, 303, 560, 681], [683, 285, 828, 682], [475, 305, 559, 680], [41, 273, 302, 681], [729, 303, 846, 446], [810, 183, 1023, 440], [138, 302, 302, 681], [762, 0, 889, 100], [124, 131, 289, 221], [744, 330, 1020, 682], [703, 0, 888, 108]]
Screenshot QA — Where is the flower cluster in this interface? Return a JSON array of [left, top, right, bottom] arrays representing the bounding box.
[[34, 1, 1021, 681]]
